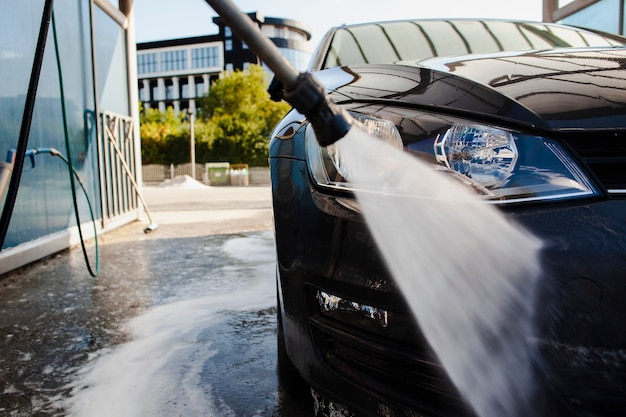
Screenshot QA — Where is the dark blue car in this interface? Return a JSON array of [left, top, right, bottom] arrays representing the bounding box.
[[270, 19, 626, 417]]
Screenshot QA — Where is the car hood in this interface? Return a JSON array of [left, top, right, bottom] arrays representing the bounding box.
[[319, 47, 626, 131]]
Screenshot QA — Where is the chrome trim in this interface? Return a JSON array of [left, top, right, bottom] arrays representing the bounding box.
[[317, 290, 389, 328]]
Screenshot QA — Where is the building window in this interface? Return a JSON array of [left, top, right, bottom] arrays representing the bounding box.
[[225, 39, 233, 51], [278, 47, 312, 72], [150, 80, 160, 101], [242, 41, 248, 49], [225, 63, 234, 71], [160, 49, 187, 72], [137, 53, 158, 74], [191, 46, 219, 68], [180, 78, 190, 99], [195, 76, 204, 97], [139, 83, 150, 102], [165, 79, 176, 100], [224, 26, 232, 37]]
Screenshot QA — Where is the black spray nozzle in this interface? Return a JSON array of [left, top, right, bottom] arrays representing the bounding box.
[[280, 72, 352, 147]]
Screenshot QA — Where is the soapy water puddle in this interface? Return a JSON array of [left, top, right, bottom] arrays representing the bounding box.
[[336, 126, 543, 417], [62, 231, 315, 417]]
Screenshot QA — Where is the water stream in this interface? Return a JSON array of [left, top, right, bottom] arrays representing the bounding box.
[[336, 127, 543, 417]]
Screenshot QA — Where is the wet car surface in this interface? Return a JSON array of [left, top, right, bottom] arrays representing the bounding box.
[[270, 19, 626, 417]]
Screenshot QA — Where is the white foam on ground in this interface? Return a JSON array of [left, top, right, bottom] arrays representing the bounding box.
[[64, 232, 276, 417], [158, 175, 210, 189]]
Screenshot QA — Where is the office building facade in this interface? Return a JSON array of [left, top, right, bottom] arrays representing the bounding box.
[[136, 13, 312, 114]]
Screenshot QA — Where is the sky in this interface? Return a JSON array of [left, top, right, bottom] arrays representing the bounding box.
[[134, 0, 544, 47]]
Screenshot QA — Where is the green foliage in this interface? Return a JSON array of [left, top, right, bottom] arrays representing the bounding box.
[[139, 65, 291, 167], [139, 104, 187, 165]]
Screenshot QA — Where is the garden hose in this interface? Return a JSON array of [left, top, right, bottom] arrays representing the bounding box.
[[30, 148, 100, 277], [51, 9, 99, 277]]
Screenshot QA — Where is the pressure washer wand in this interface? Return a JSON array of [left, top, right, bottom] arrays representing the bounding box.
[[204, 0, 352, 146]]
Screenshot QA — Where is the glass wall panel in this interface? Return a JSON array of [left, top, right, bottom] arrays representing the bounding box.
[[0, 1, 43, 128], [93, 6, 129, 115], [560, 0, 621, 34], [0, 0, 98, 249]]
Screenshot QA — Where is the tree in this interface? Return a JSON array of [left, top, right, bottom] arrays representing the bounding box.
[[139, 104, 187, 164], [197, 65, 290, 166], [139, 65, 290, 167]]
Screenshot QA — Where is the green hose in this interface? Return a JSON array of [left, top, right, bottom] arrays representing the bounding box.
[[51, 9, 99, 277]]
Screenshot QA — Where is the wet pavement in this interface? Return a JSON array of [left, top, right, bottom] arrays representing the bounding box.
[[0, 179, 315, 417]]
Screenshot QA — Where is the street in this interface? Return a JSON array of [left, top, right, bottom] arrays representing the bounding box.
[[0, 179, 314, 416]]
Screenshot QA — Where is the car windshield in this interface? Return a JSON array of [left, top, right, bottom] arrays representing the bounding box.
[[321, 20, 626, 69]]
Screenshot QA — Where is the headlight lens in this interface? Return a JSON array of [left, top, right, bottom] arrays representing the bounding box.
[[434, 123, 518, 189], [306, 110, 599, 204]]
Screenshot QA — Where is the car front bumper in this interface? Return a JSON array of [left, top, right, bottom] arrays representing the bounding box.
[[271, 144, 626, 417]]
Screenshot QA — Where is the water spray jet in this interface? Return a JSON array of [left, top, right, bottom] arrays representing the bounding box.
[[204, 2, 543, 417]]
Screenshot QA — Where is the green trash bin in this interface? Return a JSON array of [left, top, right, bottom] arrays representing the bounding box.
[[206, 162, 230, 186]]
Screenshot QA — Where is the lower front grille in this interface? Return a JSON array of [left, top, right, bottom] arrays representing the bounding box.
[[309, 315, 475, 417]]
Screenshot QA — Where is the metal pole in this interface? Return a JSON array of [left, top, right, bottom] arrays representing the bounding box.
[[188, 109, 196, 180]]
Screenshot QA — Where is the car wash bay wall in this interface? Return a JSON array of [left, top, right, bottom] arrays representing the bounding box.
[[0, 0, 142, 275]]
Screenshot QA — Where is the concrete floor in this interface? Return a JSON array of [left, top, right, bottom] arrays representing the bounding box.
[[0, 181, 281, 416]]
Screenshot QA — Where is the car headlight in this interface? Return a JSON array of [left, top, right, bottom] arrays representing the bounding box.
[[307, 112, 404, 190], [306, 110, 600, 204], [434, 123, 518, 189], [307, 112, 403, 187]]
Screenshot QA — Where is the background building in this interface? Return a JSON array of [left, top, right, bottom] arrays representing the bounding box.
[[136, 12, 312, 114], [544, 0, 626, 35], [0, 0, 142, 274]]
